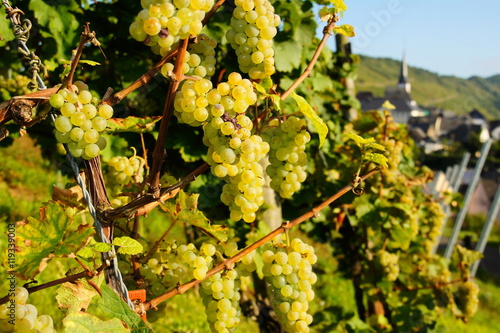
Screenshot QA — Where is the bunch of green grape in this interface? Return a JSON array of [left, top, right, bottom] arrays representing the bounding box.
[[204, 120, 269, 223], [173, 77, 215, 126], [262, 237, 317, 333], [421, 201, 445, 253], [456, 280, 479, 318], [0, 287, 56, 333], [198, 240, 245, 333], [262, 116, 310, 198], [0, 74, 31, 99], [226, 0, 280, 79], [216, 133, 269, 223], [200, 73, 267, 223], [134, 242, 217, 298], [380, 137, 405, 184], [108, 153, 145, 187], [200, 269, 243, 333], [161, 34, 217, 80], [375, 250, 399, 282], [50, 81, 112, 160], [129, 0, 214, 56]]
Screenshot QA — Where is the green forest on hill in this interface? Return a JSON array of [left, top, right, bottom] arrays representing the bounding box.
[[356, 55, 500, 120]]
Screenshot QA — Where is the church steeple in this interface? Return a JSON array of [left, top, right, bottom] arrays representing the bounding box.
[[398, 52, 411, 93]]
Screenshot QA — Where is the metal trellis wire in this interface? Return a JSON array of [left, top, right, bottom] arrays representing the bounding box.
[[2, 0, 134, 309]]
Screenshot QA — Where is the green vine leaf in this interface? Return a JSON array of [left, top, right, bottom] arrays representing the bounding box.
[[343, 132, 375, 147], [160, 191, 228, 242], [274, 40, 302, 72], [260, 77, 274, 92], [62, 312, 129, 333], [454, 245, 483, 268], [60, 63, 72, 80], [76, 246, 94, 259], [106, 116, 161, 133], [79, 59, 101, 66], [28, 0, 82, 70], [329, 0, 348, 13], [389, 224, 413, 250], [0, 18, 15, 47], [93, 242, 112, 253], [333, 24, 355, 37], [318, 7, 335, 22], [13, 201, 94, 280], [97, 285, 153, 332], [366, 142, 386, 152], [364, 152, 388, 168], [318, 0, 348, 21], [270, 94, 284, 112], [290, 91, 328, 148], [113, 236, 144, 255], [253, 83, 269, 96]]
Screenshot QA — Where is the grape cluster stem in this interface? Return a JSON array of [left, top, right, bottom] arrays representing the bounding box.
[[141, 167, 380, 313]]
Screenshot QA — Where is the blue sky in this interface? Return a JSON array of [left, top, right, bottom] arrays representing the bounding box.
[[322, 1, 500, 79]]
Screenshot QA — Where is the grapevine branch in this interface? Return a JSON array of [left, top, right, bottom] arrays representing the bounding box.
[[281, 15, 339, 101], [143, 218, 178, 263], [141, 167, 380, 313], [0, 264, 107, 305], [64, 23, 97, 89], [82, 157, 114, 241], [202, 0, 226, 26], [0, 87, 58, 127], [103, 162, 209, 221], [103, 50, 178, 106], [148, 38, 190, 197]]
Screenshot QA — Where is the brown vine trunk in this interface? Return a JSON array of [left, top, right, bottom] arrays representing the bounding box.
[[81, 157, 129, 300]]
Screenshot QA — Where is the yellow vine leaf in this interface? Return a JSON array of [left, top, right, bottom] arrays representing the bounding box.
[[382, 100, 396, 110], [290, 92, 328, 148]]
